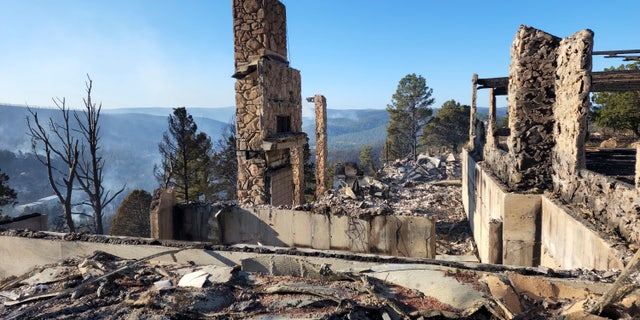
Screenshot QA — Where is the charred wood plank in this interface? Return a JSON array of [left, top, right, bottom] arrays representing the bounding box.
[[475, 69, 640, 94]]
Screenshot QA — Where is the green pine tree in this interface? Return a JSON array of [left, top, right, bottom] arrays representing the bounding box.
[[156, 107, 214, 203], [0, 168, 17, 215], [422, 99, 470, 152], [384, 73, 435, 161], [591, 62, 640, 137], [109, 190, 151, 237]]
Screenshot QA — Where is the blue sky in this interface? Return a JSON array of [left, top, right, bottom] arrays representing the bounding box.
[[0, 0, 638, 111]]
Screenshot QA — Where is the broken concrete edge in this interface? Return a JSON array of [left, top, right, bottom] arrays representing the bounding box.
[[0, 230, 617, 281]]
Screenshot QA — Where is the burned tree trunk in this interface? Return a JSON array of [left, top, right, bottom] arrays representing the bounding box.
[[75, 77, 125, 234], [27, 100, 80, 233]]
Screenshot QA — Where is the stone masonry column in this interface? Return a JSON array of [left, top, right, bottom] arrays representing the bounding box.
[[314, 94, 328, 199], [506, 26, 560, 191], [291, 145, 305, 206], [636, 144, 640, 190], [551, 29, 593, 197], [232, 0, 299, 206]]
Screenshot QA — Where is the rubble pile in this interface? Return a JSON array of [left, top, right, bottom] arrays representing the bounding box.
[[1, 247, 638, 319], [313, 153, 474, 255], [0, 250, 472, 319]]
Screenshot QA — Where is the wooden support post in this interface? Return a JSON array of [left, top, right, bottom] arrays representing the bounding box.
[[469, 74, 478, 151], [486, 88, 497, 148]]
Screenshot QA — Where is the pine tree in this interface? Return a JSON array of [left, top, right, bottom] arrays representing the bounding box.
[[358, 145, 376, 175], [422, 100, 470, 152], [384, 73, 435, 161], [156, 107, 214, 202], [592, 62, 640, 137], [211, 122, 237, 201], [0, 168, 17, 215]]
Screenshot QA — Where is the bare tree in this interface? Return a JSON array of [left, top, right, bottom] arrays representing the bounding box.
[[27, 100, 80, 232], [75, 76, 125, 234]]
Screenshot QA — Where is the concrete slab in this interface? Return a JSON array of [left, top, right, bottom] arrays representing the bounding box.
[[367, 264, 488, 310]]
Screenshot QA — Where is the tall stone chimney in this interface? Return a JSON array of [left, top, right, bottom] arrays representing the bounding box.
[[232, 0, 307, 206]]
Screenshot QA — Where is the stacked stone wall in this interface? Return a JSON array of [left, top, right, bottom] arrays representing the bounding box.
[[548, 29, 640, 245], [237, 157, 267, 205], [235, 73, 263, 151], [232, 0, 287, 68], [261, 59, 302, 137], [290, 144, 305, 205], [551, 29, 592, 182], [314, 95, 328, 199], [504, 26, 559, 191]]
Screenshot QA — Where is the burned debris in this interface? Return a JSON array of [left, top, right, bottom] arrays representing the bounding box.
[[1, 243, 637, 319], [311, 154, 473, 257]]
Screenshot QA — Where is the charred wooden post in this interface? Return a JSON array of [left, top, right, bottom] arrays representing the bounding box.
[[487, 88, 497, 148], [469, 74, 478, 152]]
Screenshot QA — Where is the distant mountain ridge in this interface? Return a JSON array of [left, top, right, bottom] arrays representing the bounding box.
[[0, 104, 392, 204], [104, 106, 237, 123], [303, 108, 389, 151]]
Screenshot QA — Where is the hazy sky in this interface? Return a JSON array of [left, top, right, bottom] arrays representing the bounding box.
[[0, 0, 638, 110]]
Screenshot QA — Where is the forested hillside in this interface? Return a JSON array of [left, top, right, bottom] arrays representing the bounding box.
[[0, 105, 393, 207]]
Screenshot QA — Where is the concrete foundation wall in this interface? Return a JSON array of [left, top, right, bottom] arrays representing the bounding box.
[[220, 207, 436, 258], [463, 150, 540, 266], [541, 196, 624, 270], [0, 213, 48, 231], [150, 188, 175, 240], [463, 149, 625, 270]]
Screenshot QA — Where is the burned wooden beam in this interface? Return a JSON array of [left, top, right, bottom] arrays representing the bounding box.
[[477, 77, 508, 96], [591, 70, 640, 92], [476, 69, 640, 94], [593, 49, 640, 56]]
